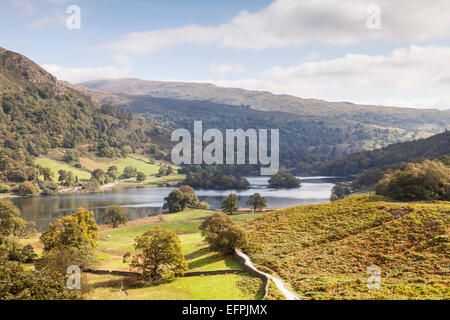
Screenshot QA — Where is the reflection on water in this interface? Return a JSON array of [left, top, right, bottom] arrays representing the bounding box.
[[196, 176, 339, 210], [12, 177, 345, 231], [12, 187, 173, 232]]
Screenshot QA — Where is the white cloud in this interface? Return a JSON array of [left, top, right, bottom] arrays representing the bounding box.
[[10, 0, 36, 15], [209, 63, 244, 74], [97, 0, 450, 54], [206, 45, 450, 110], [112, 54, 132, 67], [42, 64, 131, 84], [10, 0, 68, 29]]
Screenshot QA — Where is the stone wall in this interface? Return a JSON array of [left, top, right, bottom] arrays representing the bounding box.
[[84, 269, 245, 277]]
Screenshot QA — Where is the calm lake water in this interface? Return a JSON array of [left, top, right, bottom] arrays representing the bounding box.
[[12, 176, 344, 231]]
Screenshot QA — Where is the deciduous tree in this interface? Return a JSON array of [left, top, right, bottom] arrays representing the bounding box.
[[221, 193, 239, 215], [103, 205, 128, 228], [246, 193, 267, 212], [40, 208, 98, 252], [199, 213, 247, 254], [130, 227, 187, 281]]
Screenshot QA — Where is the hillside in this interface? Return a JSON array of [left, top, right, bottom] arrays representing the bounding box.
[[72, 82, 443, 173], [317, 130, 450, 175], [0, 47, 171, 183], [80, 78, 450, 133], [243, 195, 450, 299]]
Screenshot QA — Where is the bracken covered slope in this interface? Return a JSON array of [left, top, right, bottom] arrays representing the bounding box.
[[244, 196, 450, 299]]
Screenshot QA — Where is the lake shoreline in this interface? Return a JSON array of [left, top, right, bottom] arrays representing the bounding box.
[[11, 176, 340, 232]]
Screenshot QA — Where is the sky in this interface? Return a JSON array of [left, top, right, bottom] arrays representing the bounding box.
[[1, 0, 450, 110]]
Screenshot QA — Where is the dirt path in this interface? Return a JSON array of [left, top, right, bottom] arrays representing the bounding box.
[[235, 249, 302, 300]]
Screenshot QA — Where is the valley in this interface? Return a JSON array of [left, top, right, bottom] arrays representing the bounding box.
[[0, 46, 448, 302]]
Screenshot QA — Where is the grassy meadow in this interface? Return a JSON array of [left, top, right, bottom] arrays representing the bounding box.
[[78, 156, 160, 177], [18, 209, 264, 300], [35, 154, 161, 183], [35, 158, 92, 181], [89, 209, 264, 300]]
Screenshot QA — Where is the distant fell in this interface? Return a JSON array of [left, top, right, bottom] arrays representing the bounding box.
[[80, 78, 450, 133]]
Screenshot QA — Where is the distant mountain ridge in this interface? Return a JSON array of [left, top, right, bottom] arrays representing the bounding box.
[[70, 80, 448, 173], [80, 78, 450, 133]]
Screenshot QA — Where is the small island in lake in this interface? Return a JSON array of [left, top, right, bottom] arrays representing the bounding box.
[[268, 172, 301, 189], [183, 171, 250, 190]]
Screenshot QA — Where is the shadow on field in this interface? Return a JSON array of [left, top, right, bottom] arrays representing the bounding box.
[[187, 251, 239, 270], [184, 247, 209, 260]]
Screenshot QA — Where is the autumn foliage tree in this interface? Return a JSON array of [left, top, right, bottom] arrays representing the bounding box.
[[40, 208, 98, 252], [0, 200, 35, 237], [0, 260, 74, 300], [130, 227, 187, 281], [17, 181, 37, 196], [376, 160, 450, 201], [199, 213, 247, 254]]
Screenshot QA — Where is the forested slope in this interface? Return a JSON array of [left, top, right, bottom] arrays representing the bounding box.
[[0, 47, 170, 182], [317, 130, 450, 175]]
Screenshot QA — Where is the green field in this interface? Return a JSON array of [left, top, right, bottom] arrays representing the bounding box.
[[89, 209, 265, 300], [15, 209, 265, 300], [144, 174, 185, 186], [35, 158, 92, 181], [35, 155, 161, 182], [79, 156, 160, 176], [86, 273, 261, 300]]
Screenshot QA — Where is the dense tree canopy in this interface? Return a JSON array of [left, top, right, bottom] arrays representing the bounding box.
[[0, 260, 74, 300], [376, 160, 450, 201], [330, 183, 351, 201], [184, 170, 250, 190], [136, 171, 146, 182], [163, 186, 208, 213], [268, 172, 301, 189], [221, 193, 239, 215], [130, 227, 187, 281], [0, 200, 34, 237], [40, 208, 99, 252], [123, 166, 137, 178], [318, 131, 450, 176], [0, 48, 172, 185], [199, 212, 247, 254]]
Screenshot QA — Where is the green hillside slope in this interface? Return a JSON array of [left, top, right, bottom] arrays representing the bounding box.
[[318, 130, 450, 175], [0, 47, 171, 183], [73, 84, 441, 173]]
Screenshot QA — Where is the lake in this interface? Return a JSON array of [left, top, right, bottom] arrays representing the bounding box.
[[12, 176, 344, 231]]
